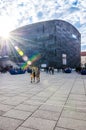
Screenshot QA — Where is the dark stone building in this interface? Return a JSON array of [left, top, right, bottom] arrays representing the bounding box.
[[8, 20, 81, 68]]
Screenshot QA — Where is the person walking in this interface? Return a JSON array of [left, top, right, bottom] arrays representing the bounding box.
[[36, 67, 40, 83], [51, 67, 54, 74], [30, 67, 36, 83]]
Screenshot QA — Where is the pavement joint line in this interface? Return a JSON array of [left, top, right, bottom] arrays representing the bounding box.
[[5, 100, 85, 110], [14, 74, 68, 130], [53, 75, 78, 130], [31, 114, 59, 121], [57, 126, 75, 130], [0, 72, 86, 130], [0, 115, 24, 122], [19, 126, 39, 130]]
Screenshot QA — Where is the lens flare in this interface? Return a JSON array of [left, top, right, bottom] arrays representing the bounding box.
[[15, 46, 24, 56], [27, 61, 32, 65], [14, 45, 41, 69], [22, 56, 28, 61]]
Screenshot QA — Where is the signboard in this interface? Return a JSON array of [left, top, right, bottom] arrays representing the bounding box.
[[62, 54, 67, 65], [41, 64, 47, 68]]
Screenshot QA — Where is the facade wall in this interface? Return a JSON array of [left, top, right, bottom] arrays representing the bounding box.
[[10, 20, 81, 68], [81, 56, 86, 67], [81, 52, 86, 67]]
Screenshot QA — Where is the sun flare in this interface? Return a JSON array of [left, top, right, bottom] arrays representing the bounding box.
[[0, 31, 10, 39], [0, 16, 14, 39]]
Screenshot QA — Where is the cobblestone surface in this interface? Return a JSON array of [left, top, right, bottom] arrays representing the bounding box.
[[0, 71, 86, 130]]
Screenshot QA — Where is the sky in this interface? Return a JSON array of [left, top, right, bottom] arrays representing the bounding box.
[[0, 0, 86, 51]]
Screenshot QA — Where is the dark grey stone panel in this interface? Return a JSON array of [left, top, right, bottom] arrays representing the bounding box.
[[8, 20, 81, 68]]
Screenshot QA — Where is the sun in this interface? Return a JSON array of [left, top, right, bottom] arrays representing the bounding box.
[[0, 31, 10, 39], [0, 16, 14, 39]]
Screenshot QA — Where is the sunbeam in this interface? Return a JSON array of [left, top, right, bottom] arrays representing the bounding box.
[[0, 32, 41, 69]]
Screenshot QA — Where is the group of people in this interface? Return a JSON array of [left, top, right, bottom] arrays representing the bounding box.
[[46, 66, 54, 74], [30, 67, 40, 83]]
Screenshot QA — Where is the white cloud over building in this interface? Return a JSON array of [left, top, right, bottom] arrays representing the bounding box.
[[0, 0, 86, 50]]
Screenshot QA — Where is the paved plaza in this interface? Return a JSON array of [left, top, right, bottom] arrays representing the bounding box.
[[0, 71, 86, 130]]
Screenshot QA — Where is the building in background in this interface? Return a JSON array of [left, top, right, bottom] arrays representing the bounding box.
[[81, 51, 86, 67], [1, 20, 81, 68]]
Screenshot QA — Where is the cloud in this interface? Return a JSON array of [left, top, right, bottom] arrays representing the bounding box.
[[0, 0, 86, 50]]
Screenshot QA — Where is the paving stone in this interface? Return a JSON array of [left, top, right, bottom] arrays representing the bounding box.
[[45, 100, 65, 106], [65, 100, 86, 112], [0, 116, 23, 130], [22, 117, 56, 130], [36, 92, 52, 98], [53, 94, 68, 98], [0, 110, 5, 116], [69, 94, 86, 101], [49, 97, 67, 102], [32, 109, 60, 121], [18, 93, 33, 98], [55, 127, 70, 130], [57, 117, 86, 130], [64, 105, 86, 113], [3, 109, 32, 120], [71, 89, 85, 95], [0, 96, 10, 102], [0, 103, 13, 111], [16, 126, 34, 130], [2, 96, 28, 106], [30, 96, 47, 102], [61, 108, 86, 120], [39, 104, 63, 112], [24, 99, 44, 106], [14, 104, 39, 112], [2, 93, 18, 97]]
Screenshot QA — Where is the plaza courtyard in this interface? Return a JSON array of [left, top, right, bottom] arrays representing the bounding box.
[[0, 71, 86, 130]]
